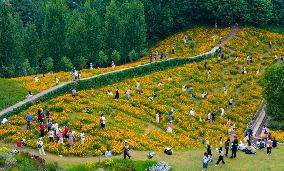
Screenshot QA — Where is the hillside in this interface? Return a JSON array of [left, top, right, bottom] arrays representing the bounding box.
[[1, 27, 283, 157]]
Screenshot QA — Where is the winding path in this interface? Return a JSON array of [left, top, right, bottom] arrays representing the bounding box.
[[0, 26, 239, 118]]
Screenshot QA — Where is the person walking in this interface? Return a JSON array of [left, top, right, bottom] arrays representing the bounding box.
[[215, 147, 225, 166], [40, 121, 45, 137], [267, 138, 273, 155], [202, 152, 210, 171], [37, 138, 46, 155], [123, 141, 131, 159], [225, 138, 230, 157], [149, 54, 153, 63], [230, 136, 238, 159], [207, 144, 213, 162], [100, 113, 106, 129]]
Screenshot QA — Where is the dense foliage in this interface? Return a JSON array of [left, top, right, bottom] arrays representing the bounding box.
[[1, 0, 284, 78], [261, 62, 284, 129]]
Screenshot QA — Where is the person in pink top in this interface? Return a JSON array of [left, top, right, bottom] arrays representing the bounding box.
[[166, 121, 173, 133], [58, 130, 63, 144], [40, 122, 45, 137]]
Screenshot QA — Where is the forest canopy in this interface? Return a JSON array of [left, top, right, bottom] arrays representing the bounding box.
[[1, 0, 283, 77]]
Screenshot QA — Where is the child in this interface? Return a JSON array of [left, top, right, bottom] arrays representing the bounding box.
[[215, 147, 225, 166]]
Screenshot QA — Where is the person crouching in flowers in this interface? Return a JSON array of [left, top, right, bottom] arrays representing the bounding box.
[[80, 133, 85, 144], [37, 138, 46, 156], [166, 121, 173, 133]]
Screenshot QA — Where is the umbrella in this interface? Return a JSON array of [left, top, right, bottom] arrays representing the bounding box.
[[25, 114, 34, 121]]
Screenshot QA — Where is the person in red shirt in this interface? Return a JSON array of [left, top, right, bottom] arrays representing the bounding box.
[[64, 126, 69, 139], [40, 122, 45, 137]]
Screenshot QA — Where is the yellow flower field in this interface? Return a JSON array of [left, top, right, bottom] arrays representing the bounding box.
[[1, 27, 284, 156], [9, 27, 230, 93]]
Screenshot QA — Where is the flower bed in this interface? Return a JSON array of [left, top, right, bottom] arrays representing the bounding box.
[[1, 27, 283, 156]]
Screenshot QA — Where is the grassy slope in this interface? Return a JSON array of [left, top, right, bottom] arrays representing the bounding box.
[[0, 79, 27, 111]]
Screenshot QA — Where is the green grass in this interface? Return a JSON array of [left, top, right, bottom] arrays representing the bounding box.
[[127, 146, 284, 171], [0, 79, 27, 111]]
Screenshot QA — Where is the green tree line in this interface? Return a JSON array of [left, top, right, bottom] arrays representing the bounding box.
[[1, 0, 283, 77]]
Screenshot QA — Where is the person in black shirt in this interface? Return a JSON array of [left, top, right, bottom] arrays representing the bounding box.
[[230, 136, 238, 158], [225, 138, 230, 157]]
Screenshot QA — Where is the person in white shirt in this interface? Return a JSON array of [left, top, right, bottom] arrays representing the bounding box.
[[105, 149, 112, 158], [111, 61, 115, 68], [168, 76, 173, 81], [207, 113, 211, 121], [201, 92, 207, 99], [190, 108, 194, 118], [125, 88, 132, 100], [37, 138, 46, 155], [100, 113, 106, 129], [107, 90, 113, 96], [1, 118, 9, 124], [207, 70, 211, 77], [55, 77, 59, 86], [220, 108, 225, 116], [212, 35, 216, 42], [182, 85, 188, 92], [90, 62, 93, 69], [53, 123, 59, 136], [158, 82, 163, 87], [34, 76, 39, 82], [156, 112, 160, 123], [80, 133, 85, 144]]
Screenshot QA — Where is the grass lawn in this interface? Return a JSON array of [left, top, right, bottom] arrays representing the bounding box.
[[129, 146, 284, 171], [0, 78, 27, 111]]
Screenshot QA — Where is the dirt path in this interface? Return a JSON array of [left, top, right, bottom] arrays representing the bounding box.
[[143, 123, 162, 136]]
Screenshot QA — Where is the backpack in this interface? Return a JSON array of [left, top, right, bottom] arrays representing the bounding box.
[[38, 143, 42, 148]]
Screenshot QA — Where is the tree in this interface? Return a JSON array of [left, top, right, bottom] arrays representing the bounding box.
[[128, 49, 138, 62], [104, 0, 122, 57], [21, 59, 34, 75], [111, 50, 121, 64], [65, 11, 88, 68], [59, 56, 73, 71], [23, 22, 40, 69], [206, 0, 246, 25], [272, 0, 284, 25], [42, 0, 67, 70], [121, 0, 147, 63], [42, 57, 54, 72], [246, 0, 273, 25], [98, 51, 108, 67], [83, 1, 102, 63], [261, 62, 284, 128]]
